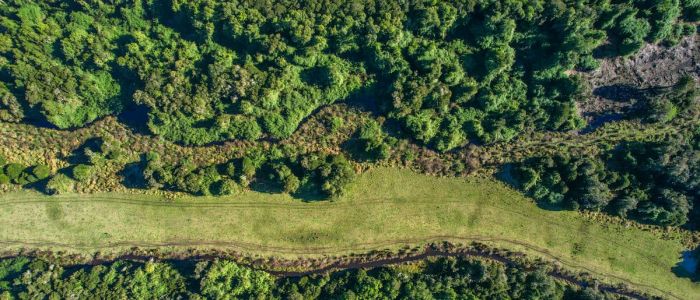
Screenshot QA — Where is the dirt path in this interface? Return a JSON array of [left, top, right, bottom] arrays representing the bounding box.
[[264, 248, 652, 300], [0, 193, 688, 265]]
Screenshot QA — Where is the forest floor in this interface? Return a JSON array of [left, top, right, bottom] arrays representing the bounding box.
[[0, 167, 697, 299]]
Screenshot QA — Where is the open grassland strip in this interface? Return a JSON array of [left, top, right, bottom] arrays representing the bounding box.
[[0, 168, 697, 298]]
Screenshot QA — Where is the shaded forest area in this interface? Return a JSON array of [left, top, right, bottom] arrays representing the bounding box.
[[510, 115, 699, 228], [0, 0, 697, 150]]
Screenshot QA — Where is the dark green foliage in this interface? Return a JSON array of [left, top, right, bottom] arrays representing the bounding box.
[[0, 3, 123, 128], [211, 179, 241, 196], [608, 140, 698, 226], [135, 147, 354, 199], [347, 120, 392, 161], [0, 158, 49, 186], [641, 76, 699, 123], [299, 153, 355, 198], [513, 155, 612, 211], [684, 0, 700, 21], [511, 132, 700, 227], [0, 256, 618, 299], [0, 258, 186, 299], [0, 0, 694, 150]]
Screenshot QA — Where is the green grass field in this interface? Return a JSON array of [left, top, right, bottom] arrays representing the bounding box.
[[0, 167, 697, 299]]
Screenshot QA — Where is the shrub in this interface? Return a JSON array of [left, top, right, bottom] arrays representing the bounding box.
[[223, 161, 236, 178], [4, 163, 24, 181], [283, 174, 301, 194], [71, 164, 93, 182], [31, 165, 51, 180], [212, 179, 241, 196], [0, 174, 9, 185], [45, 174, 75, 195]]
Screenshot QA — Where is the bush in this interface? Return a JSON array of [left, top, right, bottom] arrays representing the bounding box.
[[45, 174, 75, 194], [0, 174, 9, 185], [4, 163, 24, 181], [71, 164, 93, 182], [223, 161, 236, 178], [211, 179, 241, 196], [283, 174, 300, 194], [509, 134, 699, 227], [31, 165, 50, 180]]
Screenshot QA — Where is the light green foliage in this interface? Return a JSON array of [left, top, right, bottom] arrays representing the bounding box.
[[0, 259, 186, 299], [3, 164, 23, 182], [196, 260, 274, 299], [0, 3, 123, 128], [0, 158, 50, 186], [30, 165, 49, 181], [211, 179, 241, 196], [347, 120, 391, 161], [0, 0, 693, 150], [45, 174, 74, 195], [71, 164, 93, 182]]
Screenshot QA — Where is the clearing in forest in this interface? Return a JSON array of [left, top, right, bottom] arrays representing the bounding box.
[[0, 167, 696, 299]]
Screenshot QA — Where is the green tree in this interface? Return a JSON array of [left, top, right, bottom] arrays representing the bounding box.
[[197, 260, 274, 299]]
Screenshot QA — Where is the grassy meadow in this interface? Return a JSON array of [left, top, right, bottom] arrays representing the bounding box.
[[0, 167, 697, 299]]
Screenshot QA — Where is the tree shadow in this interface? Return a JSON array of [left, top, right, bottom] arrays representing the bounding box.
[[579, 113, 626, 134], [672, 249, 699, 282], [65, 138, 104, 165], [116, 104, 151, 135], [579, 84, 657, 133], [119, 155, 148, 189], [592, 84, 648, 102], [341, 138, 369, 162], [248, 176, 330, 202], [291, 182, 329, 202]]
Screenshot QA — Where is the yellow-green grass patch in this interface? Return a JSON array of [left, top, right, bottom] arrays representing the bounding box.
[[0, 167, 696, 299]]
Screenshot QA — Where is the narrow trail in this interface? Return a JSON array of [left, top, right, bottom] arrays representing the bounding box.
[[0, 194, 680, 269], [264, 248, 650, 300], [1, 179, 697, 299]]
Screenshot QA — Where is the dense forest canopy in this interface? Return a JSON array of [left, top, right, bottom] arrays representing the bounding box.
[[0, 256, 627, 300], [0, 0, 697, 150], [510, 120, 700, 228]]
